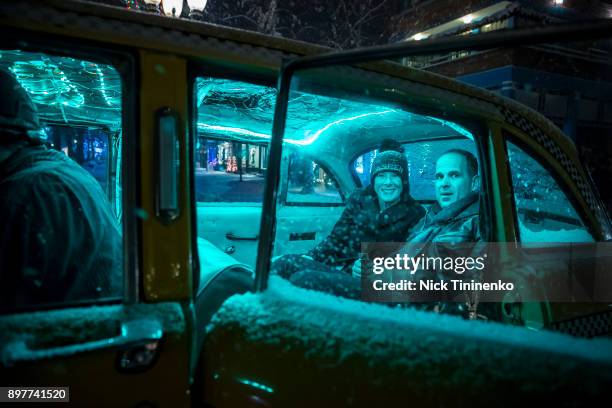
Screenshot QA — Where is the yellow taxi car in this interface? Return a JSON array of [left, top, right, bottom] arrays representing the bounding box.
[[1, 1, 611, 406]]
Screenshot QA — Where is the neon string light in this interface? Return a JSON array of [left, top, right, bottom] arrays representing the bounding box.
[[237, 378, 274, 393], [94, 64, 113, 107], [198, 110, 397, 146], [198, 123, 270, 140], [298, 109, 397, 145], [426, 116, 473, 138]]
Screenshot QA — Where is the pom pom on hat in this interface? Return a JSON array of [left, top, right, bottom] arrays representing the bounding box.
[[379, 139, 404, 154]]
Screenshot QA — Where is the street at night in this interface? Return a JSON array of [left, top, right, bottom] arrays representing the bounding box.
[[195, 169, 266, 202]]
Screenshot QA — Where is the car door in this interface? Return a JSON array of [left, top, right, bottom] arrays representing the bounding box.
[[200, 21, 612, 407], [0, 37, 191, 407]]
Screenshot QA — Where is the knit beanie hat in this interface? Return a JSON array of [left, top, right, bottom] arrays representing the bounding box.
[[370, 140, 409, 192]]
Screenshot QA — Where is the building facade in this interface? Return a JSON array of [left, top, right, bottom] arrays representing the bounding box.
[[388, 0, 612, 210]]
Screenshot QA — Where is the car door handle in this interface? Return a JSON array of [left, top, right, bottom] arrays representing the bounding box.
[[0, 318, 163, 367], [226, 232, 259, 241], [289, 232, 316, 241]]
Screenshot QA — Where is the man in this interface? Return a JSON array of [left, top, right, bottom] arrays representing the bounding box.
[[398, 148, 483, 317], [273, 139, 424, 296], [0, 68, 122, 310]]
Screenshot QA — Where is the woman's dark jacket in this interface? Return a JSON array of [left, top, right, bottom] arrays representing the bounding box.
[[308, 185, 425, 269]]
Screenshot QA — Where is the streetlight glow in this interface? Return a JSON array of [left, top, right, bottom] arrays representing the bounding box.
[[187, 0, 208, 20], [163, 0, 183, 17], [462, 14, 474, 24], [187, 0, 208, 12]]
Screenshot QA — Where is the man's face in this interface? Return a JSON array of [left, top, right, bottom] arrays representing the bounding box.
[[435, 153, 475, 208], [373, 171, 403, 204]]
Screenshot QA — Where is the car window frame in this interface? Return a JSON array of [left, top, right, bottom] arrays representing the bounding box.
[[503, 131, 598, 243], [188, 63, 279, 297], [0, 31, 137, 312], [254, 20, 612, 291]]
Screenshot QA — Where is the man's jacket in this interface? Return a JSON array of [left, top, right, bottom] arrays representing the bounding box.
[[399, 192, 482, 312], [409, 192, 480, 245]]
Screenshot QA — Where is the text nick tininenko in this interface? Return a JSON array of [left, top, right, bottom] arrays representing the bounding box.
[[371, 279, 515, 292], [369, 253, 515, 292]]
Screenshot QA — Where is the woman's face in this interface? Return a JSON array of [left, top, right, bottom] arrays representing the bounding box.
[[374, 171, 403, 205]]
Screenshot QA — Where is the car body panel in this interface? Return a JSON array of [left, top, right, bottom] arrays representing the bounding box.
[[0, 303, 191, 407], [198, 204, 263, 268], [139, 51, 192, 302], [275, 206, 346, 257]]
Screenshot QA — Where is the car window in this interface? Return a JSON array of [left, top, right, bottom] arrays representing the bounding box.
[[194, 76, 275, 270], [194, 77, 273, 204], [0, 49, 124, 312], [196, 138, 267, 203], [257, 24, 612, 339], [286, 152, 344, 205], [506, 141, 594, 243], [353, 138, 477, 201], [269, 65, 485, 304]]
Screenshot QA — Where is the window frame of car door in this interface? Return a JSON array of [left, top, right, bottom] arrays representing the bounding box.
[[256, 21, 612, 291], [187, 63, 279, 296], [265, 67, 497, 284], [0, 29, 138, 311], [502, 129, 600, 243]]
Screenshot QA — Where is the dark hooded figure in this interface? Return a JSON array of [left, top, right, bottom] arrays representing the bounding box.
[[272, 139, 424, 296], [0, 68, 122, 310]]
